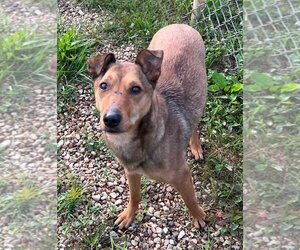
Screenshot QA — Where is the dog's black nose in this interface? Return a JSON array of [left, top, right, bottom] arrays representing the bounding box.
[[103, 110, 122, 128]]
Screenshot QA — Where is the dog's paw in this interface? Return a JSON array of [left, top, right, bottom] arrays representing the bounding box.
[[192, 208, 207, 230], [114, 208, 136, 229], [194, 218, 206, 229], [190, 146, 204, 161]]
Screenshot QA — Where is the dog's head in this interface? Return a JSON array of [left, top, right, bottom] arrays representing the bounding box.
[[87, 50, 163, 133]]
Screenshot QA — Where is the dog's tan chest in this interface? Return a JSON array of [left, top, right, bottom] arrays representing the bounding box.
[[104, 132, 144, 167]]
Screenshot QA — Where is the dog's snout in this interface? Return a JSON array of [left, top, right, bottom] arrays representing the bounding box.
[[103, 110, 122, 128]]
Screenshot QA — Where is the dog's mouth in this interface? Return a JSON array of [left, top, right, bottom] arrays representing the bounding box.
[[103, 127, 123, 134]]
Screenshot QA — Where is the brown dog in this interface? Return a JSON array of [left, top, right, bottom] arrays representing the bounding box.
[[87, 24, 207, 229]]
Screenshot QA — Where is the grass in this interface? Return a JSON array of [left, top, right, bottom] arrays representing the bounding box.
[[58, 184, 86, 217], [76, 0, 192, 48], [57, 25, 99, 113], [0, 178, 44, 216], [0, 175, 56, 248], [57, 0, 243, 247], [0, 12, 55, 113]]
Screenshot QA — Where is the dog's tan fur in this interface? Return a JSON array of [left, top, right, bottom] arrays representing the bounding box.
[[87, 24, 207, 229]]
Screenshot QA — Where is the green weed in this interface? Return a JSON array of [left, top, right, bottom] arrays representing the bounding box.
[[58, 182, 86, 217], [57, 84, 77, 113], [100, 168, 113, 180], [110, 236, 127, 250], [85, 137, 106, 152], [0, 13, 55, 112], [57, 27, 98, 112], [85, 136, 114, 159], [107, 203, 118, 216], [0, 179, 43, 216], [57, 27, 96, 84], [0, 28, 51, 83]]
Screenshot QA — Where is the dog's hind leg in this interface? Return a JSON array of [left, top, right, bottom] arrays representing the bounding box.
[[114, 170, 141, 229], [189, 128, 204, 161], [172, 168, 206, 228]]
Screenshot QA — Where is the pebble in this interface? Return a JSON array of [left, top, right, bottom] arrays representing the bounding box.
[[156, 227, 162, 234], [115, 186, 124, 193], [163, 206, 169, 211], [191, 239, 197, 244], [213, 230, 220, 237], [101, 193, 108, 200], [148, 207, 155, 214], [252, 230, 263, 237], [267, 240, 280, 246], [223, 240, 231, 246], [110, 192, 117, 199], [92, 195, 101, 201], [57, 140, 64, 148], [0, 140, 11, 148], [178, 230, 185, 240], [131, 240, 138, 246], [154, 237, 160, 243], [110, 231, 118, 238], [154, 211, 160, 217], [115, 199, 122, 205]]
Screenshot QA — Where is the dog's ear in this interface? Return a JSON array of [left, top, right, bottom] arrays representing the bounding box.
[[135, 49, 163, 86], [87, 53, 116, 80]]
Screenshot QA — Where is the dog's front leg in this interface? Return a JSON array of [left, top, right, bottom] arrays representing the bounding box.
[[172, 168, 206, 229], [114, 170, 141, 229]]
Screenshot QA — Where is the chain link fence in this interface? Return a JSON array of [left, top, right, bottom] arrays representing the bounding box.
[[192, 0, 243, 71], [191, 0, 300, 73], [244, 0, 300, 73]]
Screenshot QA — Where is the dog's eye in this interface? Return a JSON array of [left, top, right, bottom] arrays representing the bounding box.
[[130, 86, 141, 95], [100, 82, 108, 90]]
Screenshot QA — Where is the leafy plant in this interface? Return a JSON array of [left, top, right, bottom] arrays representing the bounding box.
[[208, 70, 243, 95]]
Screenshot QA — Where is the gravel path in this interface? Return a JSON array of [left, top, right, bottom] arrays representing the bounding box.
[[57, 1, 242, 249], [0, 1, 56, 249]]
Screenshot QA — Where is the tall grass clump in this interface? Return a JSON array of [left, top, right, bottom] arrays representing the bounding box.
[[0, 12, 55, 112], [0, 180, 43, 216], [57, 26, 99, 113]]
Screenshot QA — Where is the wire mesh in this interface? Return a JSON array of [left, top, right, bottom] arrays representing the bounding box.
[[244, 0, 300, 72], [192, 0, 300, 73], [192, 0, 243, 71]]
